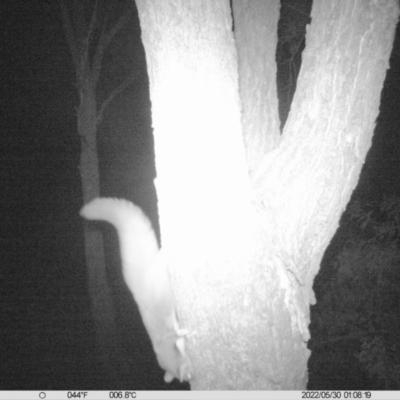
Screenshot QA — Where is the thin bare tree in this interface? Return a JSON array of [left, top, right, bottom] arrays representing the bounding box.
[[60, 0, 136, 384]]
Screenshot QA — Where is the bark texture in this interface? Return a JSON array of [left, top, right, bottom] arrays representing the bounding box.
[[135, 0, 399, 389]]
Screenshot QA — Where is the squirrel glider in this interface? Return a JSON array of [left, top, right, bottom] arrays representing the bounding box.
[[80, 197, 193, 383]]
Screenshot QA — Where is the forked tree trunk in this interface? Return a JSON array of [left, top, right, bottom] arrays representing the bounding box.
[[135, 0, 398, 389]]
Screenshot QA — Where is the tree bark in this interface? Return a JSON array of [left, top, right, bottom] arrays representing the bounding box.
[[135, 0, 399, 389], [233, 0, 281, 175]]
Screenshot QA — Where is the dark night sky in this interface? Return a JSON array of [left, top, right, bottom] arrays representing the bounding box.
[[0, 0, 399, 391]]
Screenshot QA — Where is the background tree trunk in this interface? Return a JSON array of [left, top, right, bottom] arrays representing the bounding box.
[[78, 77, 121, 383], [135, 0, 398, 389], [61, 0, 135, 385]]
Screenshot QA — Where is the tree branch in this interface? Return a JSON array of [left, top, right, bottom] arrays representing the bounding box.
[[96, 71, 140, 125], [92, 5, 133, 86], [60, 0, 100, 83], [59, 0, 79, 68]]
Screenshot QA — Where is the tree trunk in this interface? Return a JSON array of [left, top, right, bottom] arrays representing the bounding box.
[[77, 78, 122, 385], [60, 0, 135, 385], [135, 0, 398, 389], [233, 0, 281, 175]]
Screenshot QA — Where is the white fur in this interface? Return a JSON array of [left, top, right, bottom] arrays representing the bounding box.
[[80, 197, 193, 383]]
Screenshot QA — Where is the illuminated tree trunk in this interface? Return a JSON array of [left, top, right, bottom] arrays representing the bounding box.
[[135, 0, 398, 389]]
